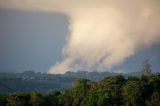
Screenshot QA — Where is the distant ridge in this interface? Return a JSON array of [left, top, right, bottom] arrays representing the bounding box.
[[0, 70, 151, 95]]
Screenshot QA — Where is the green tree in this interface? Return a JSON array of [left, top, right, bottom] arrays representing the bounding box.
[[148, 75, 160, 90], [81, 93, 98, 106], [71, 79, 94, 106], [43, 91, 61, 106], [150, 91, 160, 106], [59, 90, 74, 106], [98, 76, 126, 105], [29, 92, 44, 106], [6, 93, 30, 106], [122, 79, 144, 106]]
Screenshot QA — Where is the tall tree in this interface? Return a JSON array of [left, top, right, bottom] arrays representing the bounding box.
[[142, 60, 152, 76]]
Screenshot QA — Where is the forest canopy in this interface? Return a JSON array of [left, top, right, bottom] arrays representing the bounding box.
[[0, 74, 160, 106]]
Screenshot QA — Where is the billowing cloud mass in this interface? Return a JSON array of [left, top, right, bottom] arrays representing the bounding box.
[[1, 0, 160, 74]]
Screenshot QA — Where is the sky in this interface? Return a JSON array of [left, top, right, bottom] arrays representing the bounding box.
[[0, 9, 68, 72], [0, 0, 160, 74]]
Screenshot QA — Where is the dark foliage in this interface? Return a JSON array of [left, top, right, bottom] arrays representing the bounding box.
[[0, 75, 160, 106]]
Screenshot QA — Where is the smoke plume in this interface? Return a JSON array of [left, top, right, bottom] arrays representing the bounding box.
[[1, 0, 160, 74]]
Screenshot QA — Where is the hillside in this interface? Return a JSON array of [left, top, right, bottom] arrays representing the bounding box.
[[0, 70, 143, 95], [0, 75, 160, 106]]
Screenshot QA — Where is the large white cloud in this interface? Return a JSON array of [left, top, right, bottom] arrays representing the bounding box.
[[1, 0, 160, 74]]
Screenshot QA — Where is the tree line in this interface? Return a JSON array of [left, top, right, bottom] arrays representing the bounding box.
[[0, 74, 160, 106]]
